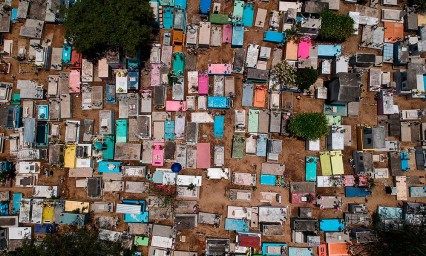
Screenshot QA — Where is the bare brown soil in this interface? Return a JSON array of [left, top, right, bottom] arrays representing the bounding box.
[[0, 0, 425, 255]]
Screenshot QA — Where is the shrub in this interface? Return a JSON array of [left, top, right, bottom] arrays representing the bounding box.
[[296, 68, 318, 91], [288, 113, 329, 140], [64, 0, 158, 60], [318, 11, 355, 42]]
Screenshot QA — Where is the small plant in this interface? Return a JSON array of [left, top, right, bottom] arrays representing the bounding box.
[[167, 72, 179, 86], [187, 183, 196, 191]]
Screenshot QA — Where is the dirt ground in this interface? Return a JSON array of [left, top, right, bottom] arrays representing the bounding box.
[[176, 0, 426, 253], [0, 0, 426, 255]]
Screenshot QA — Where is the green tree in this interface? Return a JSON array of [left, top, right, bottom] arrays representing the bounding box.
[[0, 168, 15, 184], [409, 0, 426, 13], [64, 0, 158, 60], [5, 228, 131, 256], [318, 11, 355, 42], [296, 68, 318, 91], [271, 60, 297, 90], [288, 113, 329, 140]]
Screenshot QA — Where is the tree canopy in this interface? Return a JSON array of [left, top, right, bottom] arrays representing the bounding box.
[[5, 229, 130, 256], [64, 0, 158, 60], [288, 113, 329, 140], [318, 11, 355, 42], [296, 68, 318, 91], [351, 224, 426, 256], [409, 0, 426, 13]]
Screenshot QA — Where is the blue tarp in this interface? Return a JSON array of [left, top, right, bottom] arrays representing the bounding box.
[[164, 121, 175, 140], [124, 212, 149, 223], [0, 202, 8, 215], [305, 156, 317, 182], [11, 9, 18, 23], [242, 4, 254, 27], [173, 9, 186, 30], [224, 218, 249, 232], [323, 104, 348, 116], [207, 96, 230, 109], [60, 213, 87, 227], [100, 135, 115, 160], [345, 187, 372, 198], [400, 151, 409, 171], [214, 116, 225, 138], [106, 84, 116, 104], [260, 174, 277, 186], [232, 25, 244, 47], [159, 0, 174, 6], [173, 52, 185, 75], [128, 59, 139, 71], [37, 105, 49, 120], [116, 120, 128, 143], [123, 200, 146, 211], [263, 31, 285, 43], [423, 75, 426, 97], [98, 161, 121, 173], [409, 186, 426, 198], [122, 199, 149, 223], [35, 224, 56, 234], [377, 206, 402, 219], [262, 243, 287, 256], [12, 193, 22, 214], [163, 7, 174, 29], [175, 0, 187, 9], [200, 0, 211, 14], [383, 43, 393, 62], [62, 45, 72, 63], [319, 219, 344, 231], [317, 45, 342, 58], [288, 247, 314, 256]]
